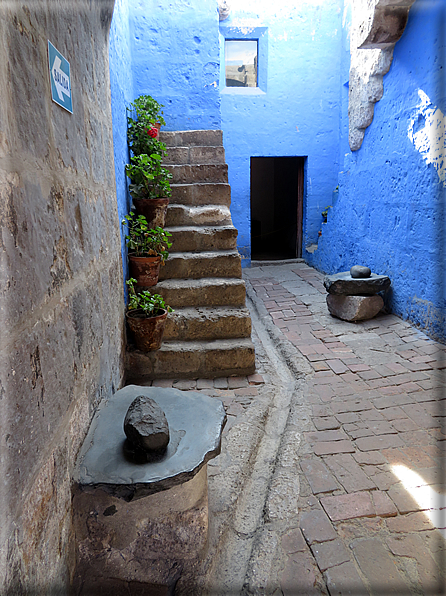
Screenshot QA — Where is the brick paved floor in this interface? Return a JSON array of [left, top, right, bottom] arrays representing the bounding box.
[[143, 261, 445, 594], [245, 261, 446, 594], [143, 373, 266, 435]]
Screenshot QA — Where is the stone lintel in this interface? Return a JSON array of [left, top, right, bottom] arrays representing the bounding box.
[[358, 1, 416, 50], [349, 0, 416, 150]]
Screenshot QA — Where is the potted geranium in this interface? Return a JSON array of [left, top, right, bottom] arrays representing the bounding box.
[[126, 278, 173, 351], [126, 94, 171, 227], [125, 153, 173, 228], [127, 94, 166, 153], [122, 211, 172, 287]]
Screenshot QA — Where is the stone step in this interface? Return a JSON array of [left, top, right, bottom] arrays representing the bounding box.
[[169, 183, 231, 206], [152, 278, 247, 308], [167, 164, 228, 185], [160, 250, 241, 280], [164, 146, 226, 165], [126, 337, 256, 381], [163, 306, 252, 341], [168, 225, 238, 252], [127, 128, 256, 382], [160, 130, 223, 147], [166, 204, 232, 227]]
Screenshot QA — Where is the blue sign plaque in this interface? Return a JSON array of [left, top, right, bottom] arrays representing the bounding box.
[[48, 41, 72, 113]]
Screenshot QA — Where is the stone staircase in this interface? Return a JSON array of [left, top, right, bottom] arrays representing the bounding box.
[[126, 130, 256, 381]]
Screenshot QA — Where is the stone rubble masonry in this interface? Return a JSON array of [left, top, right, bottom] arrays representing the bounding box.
[[0, 2, 124, 593]]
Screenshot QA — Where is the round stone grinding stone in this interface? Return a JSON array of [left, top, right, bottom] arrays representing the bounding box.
[[124, 395, 170, 452], [350, 265, 371, 278]]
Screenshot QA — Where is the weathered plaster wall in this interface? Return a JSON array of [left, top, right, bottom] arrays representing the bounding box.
[[129, 0, 222, 131], [0, 2, 125, 591], [109, 0, 133, 286], [348, 0, 416, 151], [308, 0, 446, 341], [219, 0, 344, 266]]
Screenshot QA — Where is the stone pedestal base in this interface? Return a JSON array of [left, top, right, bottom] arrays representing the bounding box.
[[327, 294, 384, 322], [71, 386, 226, 595], [72, 466, 208, 595]]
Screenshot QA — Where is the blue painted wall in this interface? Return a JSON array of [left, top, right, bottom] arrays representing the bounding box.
[[109, 0, 445, 339], [109, 0, 222, 294], [109, 0, 133, 290], [308, 0, 446, 341], [129, 0, 221, 131], [219, 0, 345, 266]]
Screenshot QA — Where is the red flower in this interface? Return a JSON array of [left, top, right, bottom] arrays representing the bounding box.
[[147, 127, 158, 138]]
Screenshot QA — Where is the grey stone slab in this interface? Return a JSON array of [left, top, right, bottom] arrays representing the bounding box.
[[74, 385, 226, 499], [324, 271, 391, 295]]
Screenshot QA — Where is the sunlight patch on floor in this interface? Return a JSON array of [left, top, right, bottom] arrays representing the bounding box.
[[392, 464, 446, 538]]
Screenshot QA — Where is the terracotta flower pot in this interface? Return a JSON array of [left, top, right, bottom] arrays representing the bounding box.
[[128, 254, 162, 287], [133, 197, 170, 228], [126, 308, 168, 351]]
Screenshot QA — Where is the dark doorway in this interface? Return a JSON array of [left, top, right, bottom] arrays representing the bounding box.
[[250, 156, 304, 260]]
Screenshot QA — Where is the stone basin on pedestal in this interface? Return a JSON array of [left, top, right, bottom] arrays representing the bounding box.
[[323, 271, 391, 296], [72, 385, 226, 595]]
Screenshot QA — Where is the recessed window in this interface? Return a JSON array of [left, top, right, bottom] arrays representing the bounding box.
[[225, 40, 257, 87]]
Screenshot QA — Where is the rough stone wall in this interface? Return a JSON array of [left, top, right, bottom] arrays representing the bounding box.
[[348, 0, 415, 151], [307, 0, 446, 341], [0, 1, 125, 592]]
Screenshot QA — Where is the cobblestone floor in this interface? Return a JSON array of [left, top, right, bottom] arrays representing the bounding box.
[[145, 261, 446, 595]]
